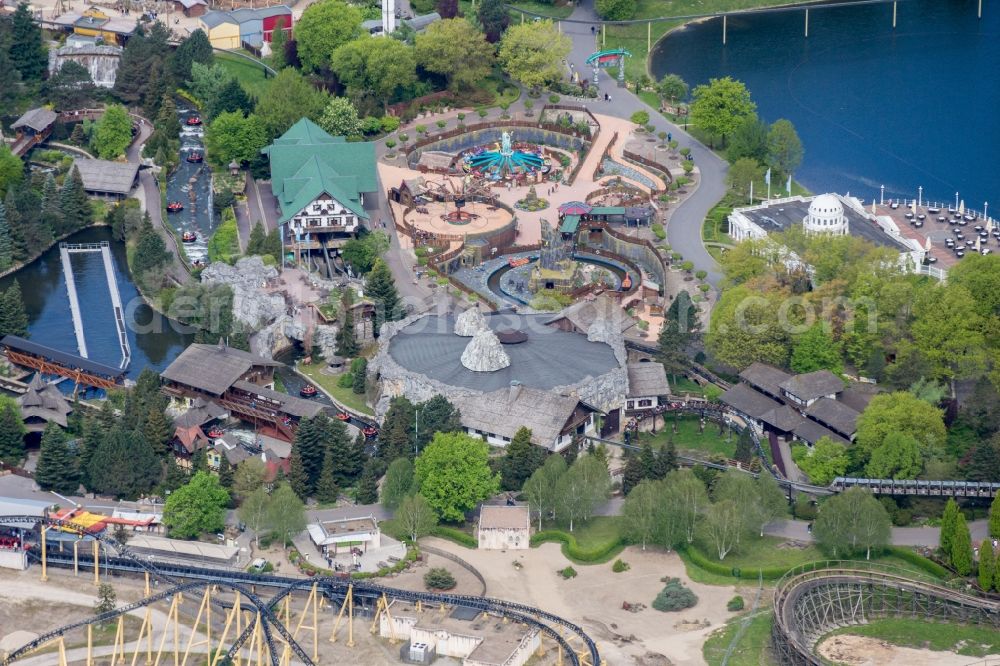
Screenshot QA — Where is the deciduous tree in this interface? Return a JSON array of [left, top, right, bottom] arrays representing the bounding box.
[[701, 499, 742, 560], [727, 157, 763, 198], [396, 493, 438, 541], [766, 119, 803, 179], [205, 112, 268, 166], [865, 432, 923, 479], [497, 21, 571, 91], [791, 437, 849, 486], [331, 37, 417, 112], [381, 457, 414, 510], [414, 20, 494, 91], [690, 77, 756, 148], [814, 487, 890, 559], [622, 479, 661, 549], [522, 453, 566, 530], [414, 432, 500, 521], [855, 392, 946, 465], [254, 68, 329, 139], [294, 0, 363, 72], [791, 323, 842, 374], [318, 97, 363, 137], [726, 116, 768, 164], [596, 0, 636, 20], [265, 482, 306, 547], [239, 488, 269, 548], [0, 148, 22, 201], [163, 471, 229, 539], [662, 468, 709, 544], [657, 73, 689, 105], [91, 105, 133, 159]]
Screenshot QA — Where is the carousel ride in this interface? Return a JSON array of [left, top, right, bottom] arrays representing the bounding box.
[[462, 131, 550, 181]]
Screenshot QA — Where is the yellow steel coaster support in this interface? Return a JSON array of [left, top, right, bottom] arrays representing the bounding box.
[[74, 538, 79, 576], [111, 614, 126, 665], [153, 593, 182, 666], [87, 623, 93, 666], [128, 605, 154, 666], [93, 539, 100, 586], [181, 587, 213, 666], [209, 595, 240, 666], [290, 582, 320, 662], [56, 636, 68, 666], [370, 593, 395, 642], [145, 571, 150, 596], [330, 584, 355, 647], [40, 526, 48, 582]]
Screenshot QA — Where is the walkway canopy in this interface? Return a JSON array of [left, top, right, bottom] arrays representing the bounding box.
[[559, 215, 581, 235], [1, 335, 125, 380]]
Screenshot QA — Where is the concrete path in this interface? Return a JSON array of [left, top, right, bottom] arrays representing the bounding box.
[[764, 518, 991, 548], [560, 1, 728, 286]]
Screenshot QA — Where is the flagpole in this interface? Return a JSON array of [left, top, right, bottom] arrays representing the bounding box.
[[767, 177, 771, 201], [750, 180, 753, 204]]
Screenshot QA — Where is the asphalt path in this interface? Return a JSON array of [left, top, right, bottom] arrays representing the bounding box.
[[559, 1, 727, 286]]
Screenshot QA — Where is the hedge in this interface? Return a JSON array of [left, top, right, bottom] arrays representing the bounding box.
[[530, 530, 625, 564], [431, 526, 477, 549], [680, 544, 951, 582], [681, 544, 790, 580], [884, 546, 951, 580]]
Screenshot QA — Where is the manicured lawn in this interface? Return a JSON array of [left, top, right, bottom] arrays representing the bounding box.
[[639, 414, 740, 459], [215, 51, 272, 100], [508, 0, 574, 19], [703, 611, 774, 666], [669, 375, 707, 397], [831, 618, 1000, 657], [701, 536, 822, 571], [297, 361, 373, 415], [570, 516, 623, 550]]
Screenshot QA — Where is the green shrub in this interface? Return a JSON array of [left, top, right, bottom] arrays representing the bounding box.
[[424, 567, 456, 590], [337, 373, 353, 388], [652, 578, 697, 611], [612, 558, 629, 573], [559, 566, 577, 579], [793, 501, 818, 521], [651, 223, 666, 240], [630, 110, 650, 126], [531, 529, 625, 564], [884, 546, 950, 579], [548, 94, 560, 104], [432, 526, 477, 548], [727, 595, 745, 611], [893, 509, 913, 526]]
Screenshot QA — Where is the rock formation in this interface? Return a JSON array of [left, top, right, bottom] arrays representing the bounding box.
[[454, 307, 487, 336], [201, 257, 285, 330], [460, 328, 511, 372]]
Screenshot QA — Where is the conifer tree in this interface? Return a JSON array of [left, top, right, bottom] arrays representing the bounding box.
[[60, 166, 91, 231], [246, 223, 267, 256], [352, 358, 367, 394], [143, 60, 169, 119], [951, 512, 974, 575], [989, 493, 1000, 538], [0, 281, 29, 338], [9, 3, 47, 81], [500, 426, 543, 491], [143, 408, 172, 457], [335, 289, 359, 357], [979, 539, 995, 592], [0, 400, 26, 464], [0, 47, 21, 110], [35, 423, 79, 495], [218, 456, 234, 489], [355, 461, 379, 504], [940, 498, 960, 557], [315, 446, 339, 504], [365, 258, 401, 333], [0, 202, 13, 271], [40, 174, 64, 237], [621, 451, 644, 495], [656, 290, 700, 385]]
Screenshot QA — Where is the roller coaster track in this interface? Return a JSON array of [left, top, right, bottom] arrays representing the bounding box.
[[0, 515, 601, 666], [771, 562, 1000, 665]]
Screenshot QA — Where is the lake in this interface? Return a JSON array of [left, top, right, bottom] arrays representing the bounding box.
[[651, 0, 1000, 207]]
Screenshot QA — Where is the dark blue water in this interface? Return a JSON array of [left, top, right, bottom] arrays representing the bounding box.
[[0, 227, 193, 379], [651, 0, 1000, 206]]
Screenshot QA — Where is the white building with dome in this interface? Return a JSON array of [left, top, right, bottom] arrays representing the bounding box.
[[803, 194, 849, 235], [727, 193, 924, 268]]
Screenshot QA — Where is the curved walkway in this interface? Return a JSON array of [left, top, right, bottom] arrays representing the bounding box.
[[560, 0, 727, 286]]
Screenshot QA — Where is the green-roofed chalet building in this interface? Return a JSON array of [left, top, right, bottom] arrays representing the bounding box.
[[263, 119, 378, 273]]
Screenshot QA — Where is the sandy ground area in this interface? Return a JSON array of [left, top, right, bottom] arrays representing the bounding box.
[[817, 634, 1000, 666], [421, 538, 745, 666]]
